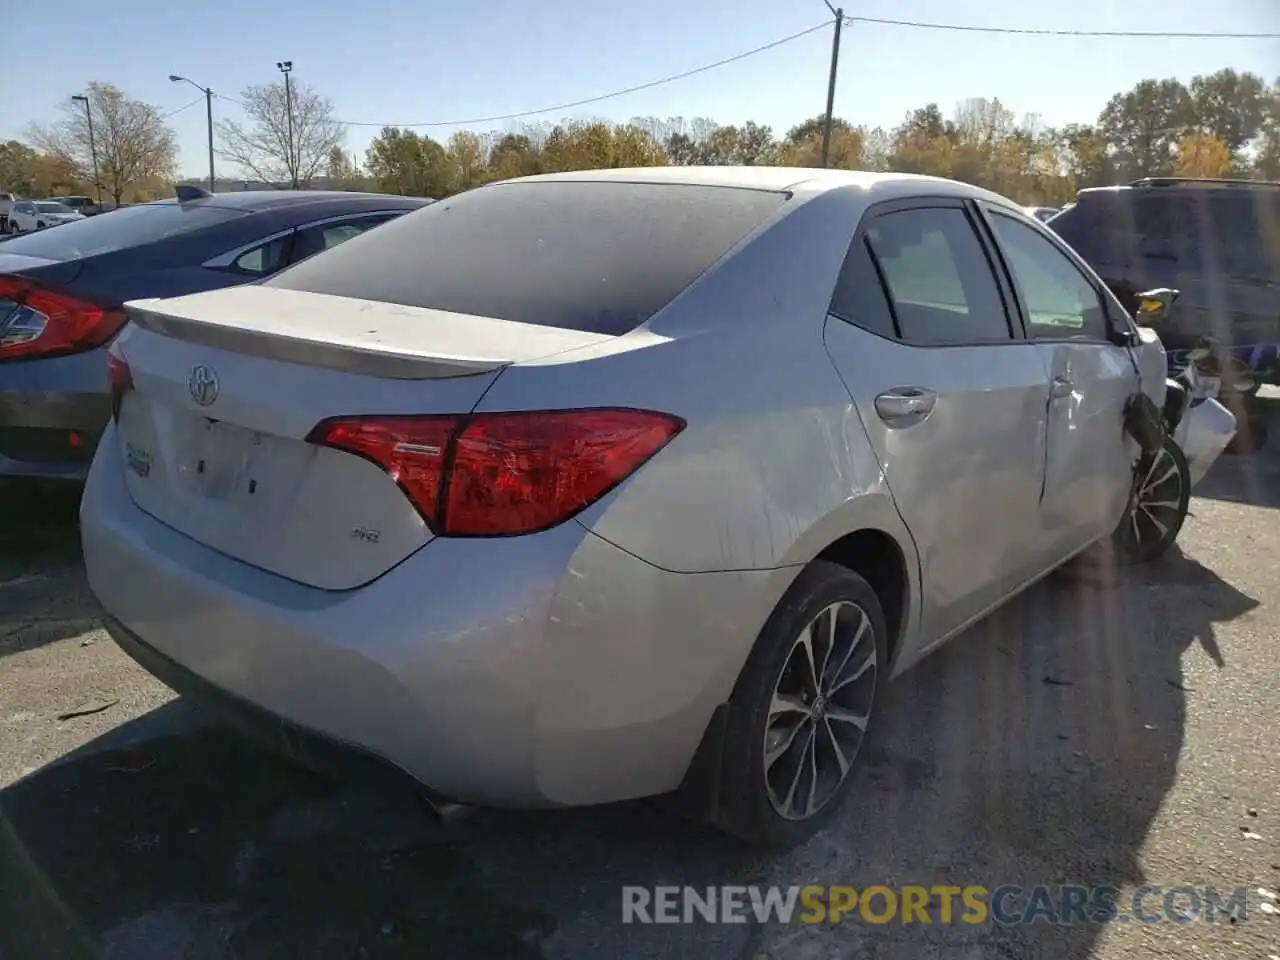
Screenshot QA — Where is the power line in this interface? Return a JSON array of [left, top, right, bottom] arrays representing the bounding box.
[[195, 15, 1280, 133], [330, 20, 834, 128], [844, 15, 1280, 39], [162, 96, 205, 119]]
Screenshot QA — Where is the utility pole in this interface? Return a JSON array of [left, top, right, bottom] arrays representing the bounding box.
[[170, 75, 216, 192], [277, 60, 297, 188], [820, 2, 844, 169], [71, 94, 102, 204]]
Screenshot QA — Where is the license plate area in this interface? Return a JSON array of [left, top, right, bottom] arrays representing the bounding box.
[[172, 415, 264, 502]]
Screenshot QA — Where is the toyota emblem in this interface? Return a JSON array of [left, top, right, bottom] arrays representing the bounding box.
[[188, 364, 219, 406]]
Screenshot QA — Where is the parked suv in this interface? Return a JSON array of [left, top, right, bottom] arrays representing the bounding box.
[[1048, 177, 1280, 380]]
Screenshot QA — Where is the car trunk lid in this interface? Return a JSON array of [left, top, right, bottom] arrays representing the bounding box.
[[112, 286, 615, 589]]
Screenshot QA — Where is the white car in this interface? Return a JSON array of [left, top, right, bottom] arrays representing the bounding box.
[[7, 200, 86, 233], [1023, 205, 1060, 224]]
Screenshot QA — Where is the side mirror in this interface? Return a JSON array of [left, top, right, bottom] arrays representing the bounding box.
[[1134, 288, 1180, 326]]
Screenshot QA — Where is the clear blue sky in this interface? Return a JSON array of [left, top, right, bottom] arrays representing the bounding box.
[[5, 0, 1278, 178]]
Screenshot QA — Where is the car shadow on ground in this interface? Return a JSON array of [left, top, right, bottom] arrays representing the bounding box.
[[0, 484, 96, 662], [0, 544, 1256, 960]]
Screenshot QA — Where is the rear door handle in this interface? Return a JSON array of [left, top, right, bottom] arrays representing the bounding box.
[[874, 387, 937, 424], [1050, 376, 1074, 399]]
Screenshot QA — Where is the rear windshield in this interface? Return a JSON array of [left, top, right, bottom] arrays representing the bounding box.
[[266, 180, 789, 335], [0, 201, 244, 261]]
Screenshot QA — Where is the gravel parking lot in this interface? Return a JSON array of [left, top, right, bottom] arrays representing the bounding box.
[[1, 407, 1279, 960]]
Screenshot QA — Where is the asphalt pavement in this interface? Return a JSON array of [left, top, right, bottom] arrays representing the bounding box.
[[1, 407, 1278, 960]]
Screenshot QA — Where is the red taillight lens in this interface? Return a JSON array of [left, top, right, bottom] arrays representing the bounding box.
[[308, 408, 684, 537], [309, 415, 460, 525], [0, 276, 126, 362]]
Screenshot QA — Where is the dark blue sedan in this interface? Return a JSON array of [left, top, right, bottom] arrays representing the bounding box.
[[0, 187, 429, 481]]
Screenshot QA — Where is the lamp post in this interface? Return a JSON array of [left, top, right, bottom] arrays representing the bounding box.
[[169, 74, 216, 192], [71, 94, 102, 204], [276, 60, 296, 188]]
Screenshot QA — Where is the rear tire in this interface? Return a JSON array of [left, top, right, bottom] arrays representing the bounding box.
[[715, 561, 887, 849], [1111, 436, 1191, 565]]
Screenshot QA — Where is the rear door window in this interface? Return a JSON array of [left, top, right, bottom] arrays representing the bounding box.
[[289, 213, 401, 265], [0, 201, 245, 260], [863, 206, 1012, 344], [232, 235, 293, 276], [829, 238, 898, 339], [1196, 194, 1270, 279], [266, 181, 787, 335]]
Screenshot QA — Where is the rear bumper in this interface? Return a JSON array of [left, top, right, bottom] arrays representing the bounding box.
[[82, 426, 786, 808], [0, 347, 111, 480], [103, 612, 453, 803]]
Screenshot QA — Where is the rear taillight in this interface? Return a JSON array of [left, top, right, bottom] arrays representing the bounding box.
[[106, 341, 133, 419], [0, 276, 126, 362], [308, 408, 685, 537]]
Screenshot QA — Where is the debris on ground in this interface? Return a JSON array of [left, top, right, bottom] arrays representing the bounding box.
[[56, 697, 119, 721]]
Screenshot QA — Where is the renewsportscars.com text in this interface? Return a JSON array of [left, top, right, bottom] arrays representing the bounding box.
[[621, 884, 1253, 925]]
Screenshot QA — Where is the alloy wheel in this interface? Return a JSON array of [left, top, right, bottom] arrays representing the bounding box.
[[1125, 444, 1185, 550], [762, 600, 878, 821]]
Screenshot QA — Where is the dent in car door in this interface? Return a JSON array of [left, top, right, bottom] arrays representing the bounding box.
[[822, 199, 1051, 647], [981, 207, 1137, 559]]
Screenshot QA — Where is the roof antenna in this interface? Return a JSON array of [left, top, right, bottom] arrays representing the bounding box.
[[175, 184, 212, 203]]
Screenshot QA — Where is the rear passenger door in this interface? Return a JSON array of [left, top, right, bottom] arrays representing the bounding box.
[[979, 206, 1138, 560], [822, 197, 1052, 647]]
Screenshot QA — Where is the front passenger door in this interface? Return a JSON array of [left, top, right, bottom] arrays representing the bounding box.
[[981, 208, 1138, 560]]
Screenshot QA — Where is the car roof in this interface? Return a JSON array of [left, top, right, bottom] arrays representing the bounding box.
[[503, 165, 1024, 212], [142, 190, 430, 213], [1077, 178, 1280, 201]]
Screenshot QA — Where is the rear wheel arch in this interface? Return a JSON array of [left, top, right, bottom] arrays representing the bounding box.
[[813, 528, 909, 666], [776, 494, 919, 664], [673, 521, 914, 836]]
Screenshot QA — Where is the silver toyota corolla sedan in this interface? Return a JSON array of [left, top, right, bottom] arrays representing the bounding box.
[[81, 167, 1186, 848]]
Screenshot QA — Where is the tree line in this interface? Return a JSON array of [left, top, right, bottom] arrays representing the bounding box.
[[2, 68, 1277, 207]]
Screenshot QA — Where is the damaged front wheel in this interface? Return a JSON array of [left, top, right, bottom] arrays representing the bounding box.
[[1111, 436, 1191, 565]]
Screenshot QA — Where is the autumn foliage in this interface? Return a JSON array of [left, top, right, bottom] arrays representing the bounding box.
[[5, 68, 1279, 206]]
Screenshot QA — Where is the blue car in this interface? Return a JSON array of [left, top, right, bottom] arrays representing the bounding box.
[[0, 187, 429, 481]]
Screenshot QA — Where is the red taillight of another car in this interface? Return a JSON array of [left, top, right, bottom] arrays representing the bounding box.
[[308, 408, 685, 537], [0, 276, 127, 362]]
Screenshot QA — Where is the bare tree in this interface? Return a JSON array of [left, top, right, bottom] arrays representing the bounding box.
[[27, 83, 177, 204], [216, 80, 344, 188]]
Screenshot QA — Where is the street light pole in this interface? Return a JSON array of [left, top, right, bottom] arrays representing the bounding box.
[[170, 75, 216, 192], [71, 94, 102, 204], [819, 2, 844, 169], [276, 60, 296, 188]]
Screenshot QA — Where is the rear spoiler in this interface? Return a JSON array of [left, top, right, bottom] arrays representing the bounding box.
[[175, 184, 213, 203], [126, 301, 505, 380], [122, 287, 614, 381]]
